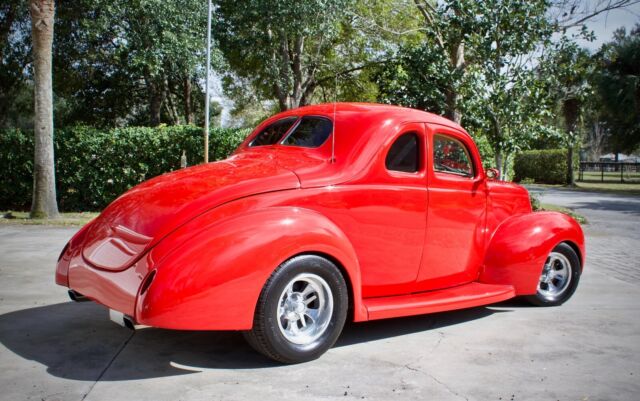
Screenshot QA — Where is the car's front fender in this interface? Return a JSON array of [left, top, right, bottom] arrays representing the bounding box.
[[135, 204, 365, 330], [479, 211, 585, 295]]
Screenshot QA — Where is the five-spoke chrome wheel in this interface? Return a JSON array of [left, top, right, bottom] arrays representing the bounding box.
[[537, 251, 572, 298], [277, 273, 333, 345], [525, 242, 581, 307], [243, 255, 348, 363]]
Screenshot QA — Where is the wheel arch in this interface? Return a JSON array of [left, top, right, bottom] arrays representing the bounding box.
[[284, 250, 357, 323], [479, 211, 585, 295], [561, 240, 584, 271]]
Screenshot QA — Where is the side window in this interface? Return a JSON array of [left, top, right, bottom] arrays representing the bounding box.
[[249, 117, 297, 147], [386, 132, 419, 173], [433, 135, 474, 177], [282, 116, 332, 148]]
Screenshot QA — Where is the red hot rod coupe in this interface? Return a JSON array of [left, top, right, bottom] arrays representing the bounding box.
[[56, 103, 585, 363]]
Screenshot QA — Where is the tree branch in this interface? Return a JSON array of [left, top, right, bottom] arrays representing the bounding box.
[[554, 0, 640, 29]]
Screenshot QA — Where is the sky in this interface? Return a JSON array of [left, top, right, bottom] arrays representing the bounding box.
[[574, 1, 640, 50]]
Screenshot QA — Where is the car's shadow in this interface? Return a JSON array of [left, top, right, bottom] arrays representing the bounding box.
[[570, 199, 640, 217], [0, 301, 514, 381]]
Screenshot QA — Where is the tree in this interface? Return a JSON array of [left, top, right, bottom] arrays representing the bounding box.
[[29, 0, 59, 218], [409, 0, 481, 123], [215, 0, 377, 112], [377, 0, 554, 178], [595, 26, 640, 154], [52, 0, 210, 127], [539, 39, 594, 185]]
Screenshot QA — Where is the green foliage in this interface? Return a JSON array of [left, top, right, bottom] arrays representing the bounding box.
[[374, 0, 556, 179], [215, 0, 393, 116], [0, 126, 250, 211], [51, 0, 212, 127], [513, 149, 570, 184], [375, 42, 455, 114], [0, 129, 34, 209], [595, 26, 640, 153], [0, 1, 31, 129], [529, 191, 541, 211]]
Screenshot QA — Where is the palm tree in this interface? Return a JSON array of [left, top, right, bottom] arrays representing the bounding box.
[[29, 0, 59, 218]]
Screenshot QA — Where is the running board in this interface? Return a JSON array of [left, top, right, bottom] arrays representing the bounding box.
[[363, 282, 516, 321]]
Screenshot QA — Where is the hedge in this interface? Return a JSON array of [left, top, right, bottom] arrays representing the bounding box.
[[513, 148, 570, 185], [0, 125, 251, 211]]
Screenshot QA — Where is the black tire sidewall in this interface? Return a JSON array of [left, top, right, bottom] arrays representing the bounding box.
[[531, 243, 581, 306], [258, 255, 348, 363]]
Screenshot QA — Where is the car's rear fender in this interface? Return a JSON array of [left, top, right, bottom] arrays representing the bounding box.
[[136, 206, 365, 330], [479, 211, 585, 295]]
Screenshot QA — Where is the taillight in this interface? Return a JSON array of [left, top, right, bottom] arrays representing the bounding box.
[[58, 242, 70, 262], [140, 270, 157, 295]]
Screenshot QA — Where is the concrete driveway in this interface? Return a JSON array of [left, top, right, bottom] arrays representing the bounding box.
[[1, 189, 639, 401]]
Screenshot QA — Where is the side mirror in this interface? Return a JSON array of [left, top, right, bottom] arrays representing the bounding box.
[[486, 168, 500, 180]]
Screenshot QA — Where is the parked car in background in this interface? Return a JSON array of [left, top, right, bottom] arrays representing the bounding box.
[[56, 103, 585, 363]]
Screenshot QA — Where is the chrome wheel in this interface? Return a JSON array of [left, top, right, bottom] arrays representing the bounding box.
[[277, 273, 333, 345], [244, 255, 348, 363], [537, 251, 572, 298]]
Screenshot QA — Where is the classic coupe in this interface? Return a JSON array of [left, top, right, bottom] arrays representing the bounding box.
[[56, 103, 585, 363]]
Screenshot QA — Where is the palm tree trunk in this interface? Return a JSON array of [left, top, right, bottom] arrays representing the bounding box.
[[29, 0, 59, 219]]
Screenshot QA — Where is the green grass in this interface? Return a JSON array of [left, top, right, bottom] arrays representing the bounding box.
[[579, 170, 640, 183], [539, 203, 588, 225], [527, 180, 640, 196], [574, 181, 640, 196], [0, 211, 98, 226]]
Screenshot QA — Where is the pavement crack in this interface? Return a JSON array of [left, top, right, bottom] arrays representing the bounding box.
[[404, 362, 469, 401], [80, 331, 135, 401], [431, 331, 445, 352]]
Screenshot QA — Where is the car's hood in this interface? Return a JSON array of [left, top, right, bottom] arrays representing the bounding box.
[[80, 152, 300, 271]]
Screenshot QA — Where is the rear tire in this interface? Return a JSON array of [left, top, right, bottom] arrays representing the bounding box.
[[243, 255, 348, 363], [525, 243, 581, 307]]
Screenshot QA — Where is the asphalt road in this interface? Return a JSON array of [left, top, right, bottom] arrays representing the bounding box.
[[0, 188, 639, 401]]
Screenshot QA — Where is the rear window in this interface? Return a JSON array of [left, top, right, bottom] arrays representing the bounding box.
[[249, 117, 297, 147], [282, 116, 332, 148]]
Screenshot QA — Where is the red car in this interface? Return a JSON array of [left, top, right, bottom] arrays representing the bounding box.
[[56, 103, 585, 363]]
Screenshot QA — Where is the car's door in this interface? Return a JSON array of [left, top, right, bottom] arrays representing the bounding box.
[[341, 122, 428, 298], [414, 124, 487, 292]]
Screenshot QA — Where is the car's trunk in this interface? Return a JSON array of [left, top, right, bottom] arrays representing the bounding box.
[[80, 152, 300, 271]]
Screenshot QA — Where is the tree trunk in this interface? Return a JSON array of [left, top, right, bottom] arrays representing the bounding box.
[[445, 41, 464, 124], [566, 146, 574, 185], [501, 153, 510, 181], [183, 74, 193, 124], [148, 79, 166, 126], [562, 98, 580, 186], [29, 0, 59, 219], [493, 151, 503, 179]]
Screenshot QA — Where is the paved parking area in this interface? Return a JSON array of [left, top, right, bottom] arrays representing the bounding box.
[[1, 188, 639, 401]]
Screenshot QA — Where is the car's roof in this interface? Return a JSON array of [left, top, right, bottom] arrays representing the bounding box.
[[274, 102, 464, 132], [236, 102, 471, 187]]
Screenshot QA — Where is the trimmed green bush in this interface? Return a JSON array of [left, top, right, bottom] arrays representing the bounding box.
[[1, 125, 251, 211], [513, 149, 568, 185]]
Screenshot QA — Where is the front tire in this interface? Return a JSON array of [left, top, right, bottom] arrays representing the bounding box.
[[525, 242, 581, 306], [243, 255, 348, 363]]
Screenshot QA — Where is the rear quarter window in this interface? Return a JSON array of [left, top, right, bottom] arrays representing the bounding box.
[[386, 132, 420, 173]]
